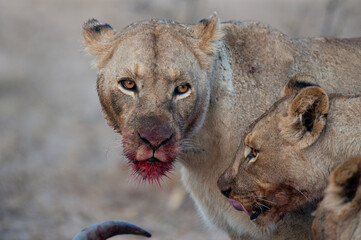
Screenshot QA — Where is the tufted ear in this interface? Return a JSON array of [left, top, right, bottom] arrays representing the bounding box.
[[331, 156, 361, 204], [280, 86, 329, 149], [189, 12, 224, 69], [82, 19, 118, 69], [311, 156, 361, 240], [281, 74, 318, 97]]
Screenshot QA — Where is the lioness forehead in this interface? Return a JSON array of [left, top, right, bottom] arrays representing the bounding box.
[[244, 98, 290, 136], [126, 64, 180, 80], [122, 18, 186, 33], [107, 29, 200, 75]]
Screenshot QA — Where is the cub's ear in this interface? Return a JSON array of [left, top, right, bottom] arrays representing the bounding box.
[[281, 74, 318, 97], [330, 156, 361, 204], [280, 86, 329, 148], [189, 12, 224, 69], [82, 19, 118, 69], [311, 157, 361, 239]]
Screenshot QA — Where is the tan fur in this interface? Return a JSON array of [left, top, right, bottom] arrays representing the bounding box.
[[82, 19, 118, 69], [83, 13, 361, 240], [281, 86, 329, 149], [312, 156, 361, 240], [280, 74, 317, 98], [218, 81, 361, 239]]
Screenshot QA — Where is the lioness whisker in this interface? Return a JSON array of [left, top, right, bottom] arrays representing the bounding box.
[[181, 145, 201, 152], [294, 187, 311, 202], [182, 145, 195, 150], [255, 197, 276, 205], [256, 195, 267, 198], [182, 138, 200, 147], [255, 201, 270, 209]]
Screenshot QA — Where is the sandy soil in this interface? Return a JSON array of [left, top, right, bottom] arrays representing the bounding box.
[[1, 0, 360, 239]]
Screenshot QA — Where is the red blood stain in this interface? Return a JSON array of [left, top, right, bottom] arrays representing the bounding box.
[[130, 160, 174, 185]]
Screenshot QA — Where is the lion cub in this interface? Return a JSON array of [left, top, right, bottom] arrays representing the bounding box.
[[312, 156, 361, 240], [218, 75, 361, 237]]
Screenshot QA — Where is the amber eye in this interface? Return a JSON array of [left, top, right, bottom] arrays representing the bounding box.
[[119, 78, 137, 91], [247, 147, 259, 160], [174, 84, 190, 95]]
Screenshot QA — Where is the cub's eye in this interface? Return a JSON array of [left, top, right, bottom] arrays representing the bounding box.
[[174, 84, 190, 95], [119, 78, 137, 91], [246, 146, 259, 163]]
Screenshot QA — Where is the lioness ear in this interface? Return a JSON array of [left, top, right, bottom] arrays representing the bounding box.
[[281, 86, 329, 148], [331, 156, 361, 204], [83, 19, 118, 69], [189, 12, 224, 69], [281, 74, 318, 97]]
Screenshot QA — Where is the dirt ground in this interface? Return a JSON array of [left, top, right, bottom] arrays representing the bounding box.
[[1, 0, 361, 239]]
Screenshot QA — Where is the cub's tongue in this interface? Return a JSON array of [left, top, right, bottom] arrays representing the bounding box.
[[228, 199, 252, 217]]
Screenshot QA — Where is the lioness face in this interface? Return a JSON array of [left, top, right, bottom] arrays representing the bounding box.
[[218, 85, 329, 227], [100, 30, 209, 182], [83, 15, 222, 182]]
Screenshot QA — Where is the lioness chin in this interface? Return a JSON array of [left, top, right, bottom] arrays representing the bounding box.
[[218, 76, 361, 238], [83, 12, 361, 240]]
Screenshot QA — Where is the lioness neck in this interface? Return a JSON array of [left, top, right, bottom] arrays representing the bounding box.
[[180, 44, 263, 238], [310, 94, 361, 171]]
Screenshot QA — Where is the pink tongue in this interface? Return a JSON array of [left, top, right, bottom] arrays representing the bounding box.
[[228, 199, 252, 216]]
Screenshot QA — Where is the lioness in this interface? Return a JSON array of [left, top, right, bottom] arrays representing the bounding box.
[[83, 13, 361, 239], [218, 77, 361, 238], [312, 156, 361, 240]]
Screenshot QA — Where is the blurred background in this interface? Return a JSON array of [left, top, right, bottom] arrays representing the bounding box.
[[1, 0, 361, 239]]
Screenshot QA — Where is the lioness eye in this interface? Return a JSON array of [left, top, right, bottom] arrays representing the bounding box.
[[252, 148, 258, 157], [119, 78, 137, 91], [174, 84, 190, 95], [246, 147, 259, 162]]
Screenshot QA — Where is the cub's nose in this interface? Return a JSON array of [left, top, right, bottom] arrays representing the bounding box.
[[221, 188, 232, 198], [217, 169, 234, 198]]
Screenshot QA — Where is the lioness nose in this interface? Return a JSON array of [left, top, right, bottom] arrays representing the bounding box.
[[138, 115, 173, 150], [138, 132, 172, 150], [221, 188, 232, 198]]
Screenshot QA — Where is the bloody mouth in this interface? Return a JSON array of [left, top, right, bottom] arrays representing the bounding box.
[[130, 157, 174, 185]]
